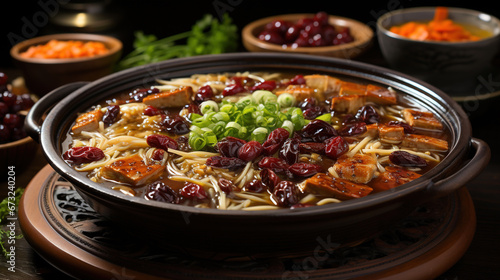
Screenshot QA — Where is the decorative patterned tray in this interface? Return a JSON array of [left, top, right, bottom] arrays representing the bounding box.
[[19, 165, 476, 279]]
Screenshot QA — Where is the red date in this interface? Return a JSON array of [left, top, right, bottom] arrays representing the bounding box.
[[151, 149, 165, 161], [218, 178, 236, 194], [159, 114, 190, 135], [194, 85, 215, 104], [258, 157, 290, 173], [288, 162, 322, 177], [324, 136, 349, 159], [262, 128, 290, 155], [250, 80, 276, 92], [260, 169, 280, 192], [299, 142, 326, 154], [180, 183, 207, 200], [272, 181, 299, 208], [222, 83, 245, 97], [206, 156, 246, 170], [143, 105, 164, 116], [63, 146, 105, 165], [279, 138, 300, 165], [339, 122, 367, 136], [387, 121, 415, 134], [355, 105, 380, 124], [102, 105, 120, 125], [244, 179, 266, 193], [216, 136, 246, 158], [238, 140, 263, 161], [145, 181, 178, 204], [389, 151, 428, 167], [147, 134, 178, 151], [299, 119, 338, 143]]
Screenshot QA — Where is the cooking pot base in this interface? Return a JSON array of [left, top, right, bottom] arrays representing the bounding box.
[[19, 165, 476, 280]]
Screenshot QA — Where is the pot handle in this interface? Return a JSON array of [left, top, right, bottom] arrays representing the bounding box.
[[429, 137, 490, 197], [25, 81, 89, 143]]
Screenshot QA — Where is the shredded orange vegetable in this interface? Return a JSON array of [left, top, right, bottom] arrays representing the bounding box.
[[20, 39, 109, 59], [389, 7, 481, 42]]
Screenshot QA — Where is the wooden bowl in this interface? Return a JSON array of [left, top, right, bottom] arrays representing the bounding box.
[[10, 33, 122, 96], [0, 136, 39, 180], [242, 13, 374, 59], [377, 7, 500, 93]]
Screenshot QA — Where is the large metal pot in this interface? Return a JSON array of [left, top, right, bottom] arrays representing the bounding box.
[[25, 53, 490, 257]]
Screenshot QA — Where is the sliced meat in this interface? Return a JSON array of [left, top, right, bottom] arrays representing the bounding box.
[[142, 86, 193, 108], [276, 84, 320, 102], [71, 108, 104, 134], [304, 74, 341, 96], [102, 154, 164, 186], [359, 123, 379, 138], [334, 154, 378, 184], [330, 95, 366, 114], [365, 84, 397, 105], [402, 109, 443, 130], [370, 166, 421, 192], [401, 134, 449, 151], [379, 124, 405, 143], [301, 173, 373, 200], [338, 81, 367, 96]]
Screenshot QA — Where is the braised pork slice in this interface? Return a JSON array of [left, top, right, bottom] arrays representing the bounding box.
[[142, 86, 193, 108], [338, 81, 366, 96], [334, 154, 378, 184], [330, 95, 366, 114], [359, 123, 379, 138], [301, 173, 373, 200], [379, 124, 405, 143], [71, 108, 104, 134], [304, 74, 341, 96], [370, 166, 421, 192], [365, 84, 397, 105], [102, 154, 164, 186], [402, 134, 449, 151], [402, 109, 443, 130], [275, 84, 321, 102]]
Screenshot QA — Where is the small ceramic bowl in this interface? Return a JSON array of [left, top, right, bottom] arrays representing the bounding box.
[[377, 7, 500, 93], [242, 13, 374, 59], [10, 33, 122, 96], [0, 136, 39, 180]]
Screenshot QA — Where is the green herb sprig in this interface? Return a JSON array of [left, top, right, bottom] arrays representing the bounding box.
[[117, 13, 238, 70]]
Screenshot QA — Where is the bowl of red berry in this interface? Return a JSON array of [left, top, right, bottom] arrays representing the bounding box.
[[242, 12, 374, 59], [0, 72, 39, 179]]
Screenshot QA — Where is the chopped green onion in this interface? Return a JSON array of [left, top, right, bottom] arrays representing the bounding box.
[[199, 100, 219, 114], [251, 127, 268, 142], [252, 90, 277, 104], [281, 120, 294, 136], [277, 93, 296, 108], [219, 103, 237, 116], [225, 121, 242, 137], [188, 91, 307, 150], [316, 113, 332, 123], [188, 131, 206, 150], [210, 111, 230, 122], [201, 128, 218, 146], [209, 121, 226, 137]]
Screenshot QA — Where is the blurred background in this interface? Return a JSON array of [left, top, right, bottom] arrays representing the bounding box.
[[1, 0, 498, 68]]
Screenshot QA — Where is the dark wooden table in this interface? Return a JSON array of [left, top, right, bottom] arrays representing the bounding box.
[[1, 43, 499, 279]]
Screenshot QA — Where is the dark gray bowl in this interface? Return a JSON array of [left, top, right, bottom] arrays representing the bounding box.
[[25, 53, 490, 258], [377, 7, 500, 94]]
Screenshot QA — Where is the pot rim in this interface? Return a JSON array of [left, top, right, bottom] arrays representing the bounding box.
[[37, 52, 471, 217]]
